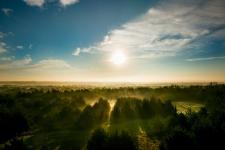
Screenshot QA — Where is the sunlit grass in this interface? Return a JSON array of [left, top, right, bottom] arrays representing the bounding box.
[[173, 101, 204, 113]]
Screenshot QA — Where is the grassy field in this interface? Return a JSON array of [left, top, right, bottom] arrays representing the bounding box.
[[173, 101, 204, 113]]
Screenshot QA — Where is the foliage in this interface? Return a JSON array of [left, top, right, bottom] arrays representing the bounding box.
[[160, 90, 225, 150], [87, 128, 138, 150], [0, 84, 225, 149], [75, 98, 110, 129], [111, 97, 176, 123], [3, 138, 27, 150], [0, 111, 29, 144]]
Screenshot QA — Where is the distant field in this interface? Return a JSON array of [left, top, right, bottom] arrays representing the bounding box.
[[173, 101, 204, 113]]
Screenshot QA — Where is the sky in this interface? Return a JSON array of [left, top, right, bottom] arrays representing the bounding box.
[[0, 0, 225, 82]]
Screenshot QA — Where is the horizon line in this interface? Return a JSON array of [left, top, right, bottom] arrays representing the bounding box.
[[0, 81, 224, 84]]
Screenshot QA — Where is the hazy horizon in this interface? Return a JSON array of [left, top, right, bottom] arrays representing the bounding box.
[[0, 80, 224, 87]]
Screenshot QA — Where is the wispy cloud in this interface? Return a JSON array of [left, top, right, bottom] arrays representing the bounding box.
[[30, 59, 71, 70], [186, 56, 225, 62], [0, 32, 9, 53], [76, 0, 225, 59], [59, 0, 79, 7], [0, 55, 73, 81], [0, 56, 15, 62], [23, 0, 45, 7], [0, 31, 17, 55], [1, 8, 13, 16], [16, 45, 24, 49], [23, 0, 79, 7], [72, 48, 81, 56], [0, 42, 7, 53], [0, 55, 32, 70], [0, 55, 70, 71]]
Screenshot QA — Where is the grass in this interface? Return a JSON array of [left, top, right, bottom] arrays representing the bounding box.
[[173, 101, 204, 113]]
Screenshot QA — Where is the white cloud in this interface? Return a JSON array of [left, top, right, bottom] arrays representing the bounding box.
[[77, 0, 225, 59], [0, 56, 74, 81], [0, 42, 7, 53], [0, 55, 70, 71], [30, 59, 71, 70], [16, 45, 24, 49], [59, 0, 79, 6], [13, 55, 32, 66], [186, 56, 225, 62], [0, 55, 32, 70], [1, 8, 13, 16], [23, 0, 45, 7], [0, 32, 8, 53], [72, 48, 81, 56], [23, 0, 79, 8], [0, 56, 15, 61]]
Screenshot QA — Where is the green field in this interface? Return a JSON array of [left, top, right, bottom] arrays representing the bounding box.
[[173, 101, 204, 113]]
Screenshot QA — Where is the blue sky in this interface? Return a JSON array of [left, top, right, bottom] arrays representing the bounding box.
[[0, 0, 225, 82]]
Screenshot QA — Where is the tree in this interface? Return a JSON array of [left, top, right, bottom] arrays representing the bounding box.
[[87, 128, 138, 150]]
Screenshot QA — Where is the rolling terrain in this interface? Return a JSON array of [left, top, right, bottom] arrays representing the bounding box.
[[0, 83, 225, 150]]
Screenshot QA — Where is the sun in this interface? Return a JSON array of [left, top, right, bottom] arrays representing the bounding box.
[[110, 50, 127, 65]]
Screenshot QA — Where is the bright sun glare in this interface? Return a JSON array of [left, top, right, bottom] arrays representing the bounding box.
[[110, 51, 126, 65]]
